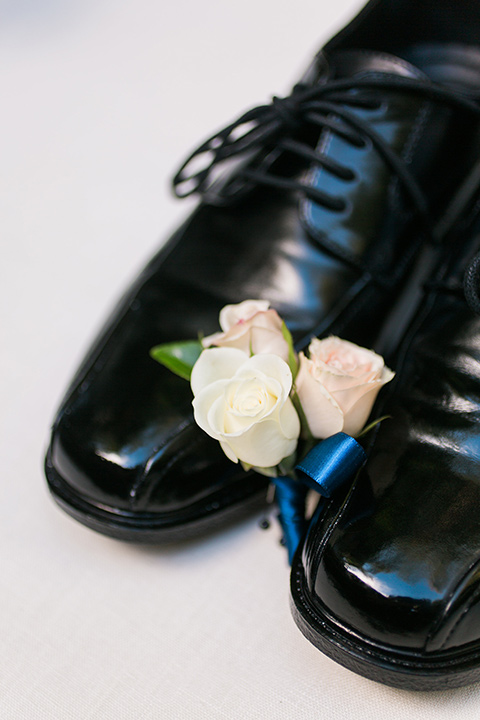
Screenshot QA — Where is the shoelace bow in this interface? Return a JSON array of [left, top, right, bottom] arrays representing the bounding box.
[[173, 74, 480, 242]]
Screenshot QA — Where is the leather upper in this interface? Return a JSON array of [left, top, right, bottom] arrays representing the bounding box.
[[301, 225, 480, 653]]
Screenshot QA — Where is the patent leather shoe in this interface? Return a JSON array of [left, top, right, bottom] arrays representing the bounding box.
[[45, 0, 480, 541], [291, 204, 480, 690]]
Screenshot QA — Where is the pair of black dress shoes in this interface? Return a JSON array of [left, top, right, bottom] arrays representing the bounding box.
[[45, 0, 480, 692]]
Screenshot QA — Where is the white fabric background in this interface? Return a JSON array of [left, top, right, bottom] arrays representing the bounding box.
[[2, 0, 480, 716]]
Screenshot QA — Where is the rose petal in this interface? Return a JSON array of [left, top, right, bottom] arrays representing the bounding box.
[[237, 354, 293, 399], [217, 325, 250, 344], [340, 385, 383, 436], [208, 393, 234, 435], [204, 308, 289, 360], [250, 309, 283, 330], [309, 337, 385, 377], [219, 440, 238, 464], [201, 330, 225, 348], [278, 396, 301, 440], [229, 377, 278, 419], [340, 368, 395, 436], [223, 405, 255, 434], [192, 380, 229, 438], [219, 299, 270, 331], [250, 327, 289, 361], [296, 353, 345, 438], [313, 366, 382, 393], [226, 418, 298, 468], [332, 366, 395, 415], [203, 321, 255, 356], [332, 381, 379, 414], [191, 348, 248, 396]]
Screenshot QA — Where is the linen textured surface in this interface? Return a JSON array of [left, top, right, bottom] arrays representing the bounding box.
[[2, 0, 480, 716]]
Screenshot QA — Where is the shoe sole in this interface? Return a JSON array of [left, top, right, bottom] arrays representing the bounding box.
[[45, 447, 267, 543], [290, 555, 480, 691]]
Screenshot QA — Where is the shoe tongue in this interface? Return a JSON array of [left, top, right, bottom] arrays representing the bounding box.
[[328, 49, 428, 81]]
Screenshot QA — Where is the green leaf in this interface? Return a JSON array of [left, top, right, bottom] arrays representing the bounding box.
[[149, 340, 203, 381], [356, 415, 391, 438], [281, 321, 298, 380]]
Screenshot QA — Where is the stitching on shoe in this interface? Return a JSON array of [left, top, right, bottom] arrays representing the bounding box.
[[128, 419, 196, 506], [307, 467, 364, 584], [402, 102, 431, 166], [389, 101, 431, 223], [346, 49, 427, 80], [293, 564, 480, 681]]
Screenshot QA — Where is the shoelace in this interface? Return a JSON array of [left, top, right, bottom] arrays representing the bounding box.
[[173, 74, 480, 242]]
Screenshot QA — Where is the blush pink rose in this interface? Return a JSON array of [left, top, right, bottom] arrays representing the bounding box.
[[202, 299, 289, 361], [295, 336, 394, 438]]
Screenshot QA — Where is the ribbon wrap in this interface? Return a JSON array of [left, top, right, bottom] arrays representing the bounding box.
[[296, 432, 367, 496], [272, 477, 308, 564], [274, 432, 367, 564]]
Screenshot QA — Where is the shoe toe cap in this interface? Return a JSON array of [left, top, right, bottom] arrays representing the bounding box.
[[304, 471, 480, 653], [49, 412, 258, 512]]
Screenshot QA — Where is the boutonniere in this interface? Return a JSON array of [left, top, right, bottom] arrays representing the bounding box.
[[151, 300, 393, 560]]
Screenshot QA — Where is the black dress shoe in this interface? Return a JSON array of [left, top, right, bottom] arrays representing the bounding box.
[[45, 0, 480, 541], [291, 203, 480, 690]]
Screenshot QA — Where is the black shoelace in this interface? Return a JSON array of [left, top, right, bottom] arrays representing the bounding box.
[[173, 74, 480, 242]]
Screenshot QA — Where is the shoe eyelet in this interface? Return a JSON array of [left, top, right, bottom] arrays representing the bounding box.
[[365, 100, 386, 114], [355, 137, 372, 152], [339, 197, 352, 214], [343, 168, 358, 183], [330, 197, 351, 214]]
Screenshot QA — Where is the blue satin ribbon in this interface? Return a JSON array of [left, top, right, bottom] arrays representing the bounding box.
[[296, 432, 366, 496], [272, 476, 308, 564], [274, 432, 367, 564]]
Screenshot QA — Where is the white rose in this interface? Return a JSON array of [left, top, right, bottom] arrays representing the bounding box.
[[202, 299, 289, 361], [295, 336, 394, 438], [191, 347, 300, 468]]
